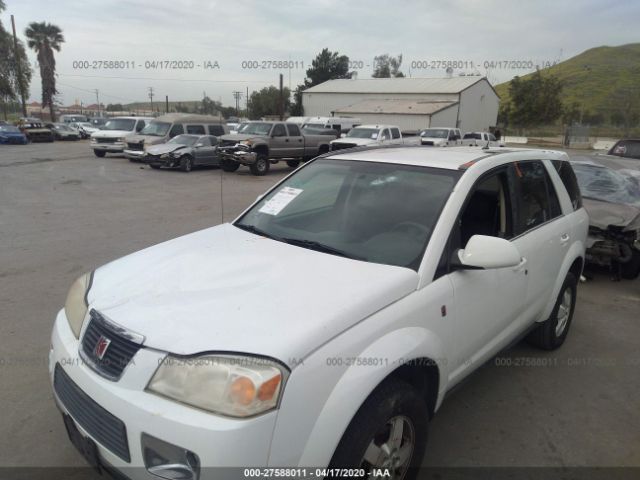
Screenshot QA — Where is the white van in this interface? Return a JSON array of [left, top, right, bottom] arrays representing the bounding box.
[[90, 117, 153, 157], [302, 116, 361, 135]]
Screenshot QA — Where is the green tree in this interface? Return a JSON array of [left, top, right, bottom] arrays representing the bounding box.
[[106, 103, 123, 112], [25, 21, 64, 121], [199, 96, 222, 116], [606, 70, 640, 134], [372, 54, 404, 78], [291, 48, 350, 116], [506, 70, 563, 128], [249, 85, 291, 119], [0, 1, 31, 117]]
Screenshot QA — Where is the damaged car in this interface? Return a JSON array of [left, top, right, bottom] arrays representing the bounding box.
[[571, 160, 640, 279], [145, 134, 221, 172]]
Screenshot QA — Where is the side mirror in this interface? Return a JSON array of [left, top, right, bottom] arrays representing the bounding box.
[[340, 133, 346, 138], [455, 235, 521, 269], [195, 143, 203, 147]]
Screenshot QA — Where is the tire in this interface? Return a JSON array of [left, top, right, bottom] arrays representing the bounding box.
[[249, 153, 270, 176], [180, 156, 193, 173], [221, 160, 240, 172], [93, 150, 106, 158], [149, 164, 161, 170], [620, 252, 640, 280], [328, 378, 428, 480], [286, 160, 300, 168], [527, 272, 577, 350]]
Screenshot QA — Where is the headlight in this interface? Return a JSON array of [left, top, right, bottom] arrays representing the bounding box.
[[147, 355, 287, 417], [116, 137, 125, 142], [240, 140, 253, 146], [160, 153, 169, 159], [64, 271, 93, 338]]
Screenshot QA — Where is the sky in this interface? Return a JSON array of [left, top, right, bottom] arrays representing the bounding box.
[[2, 0, 639, 108]]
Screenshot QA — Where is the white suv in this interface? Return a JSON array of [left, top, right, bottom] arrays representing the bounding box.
[[50, 146, 588, 479]]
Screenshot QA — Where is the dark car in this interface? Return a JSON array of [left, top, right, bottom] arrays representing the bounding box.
[[0, 125, 29, 145], [570, 160, 640, 279], [145, 134, 221, 172], [18, 117, 55, 142], [608, 139, 640, 160], [47, 123, 80, 141]]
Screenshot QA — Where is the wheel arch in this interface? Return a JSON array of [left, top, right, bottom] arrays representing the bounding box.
[[539, 245, 584, 321]]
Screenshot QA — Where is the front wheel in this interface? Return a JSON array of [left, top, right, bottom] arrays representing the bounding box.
[[221, 160, 240, 172], [249, 154, 270, 176], [180, 156, 193, 172], [527, 272, 577, 350], [620, 251, 640, 279], [93, 150, 106, 157], [329, 378, 428, 480], [286, 160, 300, 168]]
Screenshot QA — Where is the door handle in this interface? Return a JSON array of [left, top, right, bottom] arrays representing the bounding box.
[[560, 233, 570, 245], [513, 257, 528, 271]]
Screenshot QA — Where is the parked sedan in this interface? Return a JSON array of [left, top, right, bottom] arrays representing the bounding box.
[[49, 123, 80, 141], [70, 122, 99, 139], [608, 139, 640, 160], [0, 125, 29, 144], [145, 134, 221, 172], [571, 160, 640, 279]]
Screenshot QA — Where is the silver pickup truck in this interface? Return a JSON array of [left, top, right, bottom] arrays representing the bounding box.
[[218, 121, 336, 175]]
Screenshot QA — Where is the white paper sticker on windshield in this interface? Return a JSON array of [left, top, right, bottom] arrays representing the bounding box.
[[371, 133, 378, 139], [258, 187, 303, 215]]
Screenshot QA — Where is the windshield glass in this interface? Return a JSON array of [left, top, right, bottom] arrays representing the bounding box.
[[140, 121, 170, 136], [463, 133, 481, 139], [235, 159, 460, 270], [572, 162, 640, 207], [168, 135, 198, 146], [0, 125, 21, 133], [103, 119, 136, 131], [236, 122, 250, 133], [346, 128, 379, 139], [240, 122, 272, 135], [420, 129, 448, 138]]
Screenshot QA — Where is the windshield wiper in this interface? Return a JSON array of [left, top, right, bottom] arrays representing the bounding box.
[[282, 238, 364, 260], [234, 223, 283, 241]]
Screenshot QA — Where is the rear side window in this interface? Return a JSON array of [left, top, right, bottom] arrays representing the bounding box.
[[136, 120, 145, 132], [186, 125, 206, 135], [552, 160, 582, 210], [391, 128, 401, 139], [208, 124, 225, 136], [169, 124, 184, 137], [510, 161, 562, 235], [286, 124, 301, 136]]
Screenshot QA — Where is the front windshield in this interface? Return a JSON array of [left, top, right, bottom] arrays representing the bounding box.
[[0, 125, 21, 133], [420, 129, 448, 138], [240, 122, 272, 135], [346, 128, 379, 139], [103, 119, 136, 131], [235, 159, 460, 270], [237, 123, 250, 132], [572, 163, 640, 207], [168, 135, 198, 146], [140, 121, 170, 136]]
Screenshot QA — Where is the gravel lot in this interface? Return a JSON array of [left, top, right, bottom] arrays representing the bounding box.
[[0, 141, 638, 475]]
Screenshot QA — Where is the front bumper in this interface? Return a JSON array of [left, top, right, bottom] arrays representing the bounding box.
[[124, 149, 146, 160], [218, 147, 257, 165], [92, 142, 126, 153], [49, 309, 277, 479]]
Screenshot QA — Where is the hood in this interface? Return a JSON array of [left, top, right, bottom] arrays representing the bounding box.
[[125, 134, 165, 146], [92, 130, 132, 139], [331, 137, 377, 146], [421, 137, 447, 144], [88, 224, 418, 364], [146, 143, 186, 155], [583, 198, 640, 231], [220, 133, 264, 143]]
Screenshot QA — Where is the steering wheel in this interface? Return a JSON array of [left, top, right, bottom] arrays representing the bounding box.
[[390, 221, 430, 238]]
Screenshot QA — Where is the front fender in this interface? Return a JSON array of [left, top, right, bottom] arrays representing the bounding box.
[[294, 327, 447, 467]]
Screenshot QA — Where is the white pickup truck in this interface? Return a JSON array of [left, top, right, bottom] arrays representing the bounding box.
[[330, 124, 419, 151], [462, 131, 504, 147]]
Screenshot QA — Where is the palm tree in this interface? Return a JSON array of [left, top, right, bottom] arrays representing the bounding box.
[[25, 21, 64, 121]]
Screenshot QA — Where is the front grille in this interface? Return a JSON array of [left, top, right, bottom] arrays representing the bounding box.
[[126, 142, 143, 150], [421, 140, 434, 146], [330, 142, 357, 151], [81, 310, 143, 381], [96, 137, 117, 144], [54, 364, 131, 462]]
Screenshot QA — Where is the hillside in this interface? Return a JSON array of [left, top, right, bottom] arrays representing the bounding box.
[[495, 43, 640, 120]]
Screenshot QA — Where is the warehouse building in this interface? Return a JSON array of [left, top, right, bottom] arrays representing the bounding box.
[[301, 76, 499, 133]]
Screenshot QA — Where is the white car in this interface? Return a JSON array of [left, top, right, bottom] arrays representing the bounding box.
[[418, 127, 462, 147], [50, 146, 587, 479], [90, 117, 153, 157], [462, 131, 504, 147], [330, 124, 410, 150]]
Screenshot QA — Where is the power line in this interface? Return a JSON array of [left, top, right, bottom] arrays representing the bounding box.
[[57, 73, 272, 84]]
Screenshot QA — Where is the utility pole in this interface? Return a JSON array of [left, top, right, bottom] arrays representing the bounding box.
[[148, 87, 154, 114], [278, 74, 284, 120], [10, 15, 27, 117], [94, 89, 101, 116], [232, 91, 243, 117], [165, 95, 169, 114], [246, 86, 249, 116]]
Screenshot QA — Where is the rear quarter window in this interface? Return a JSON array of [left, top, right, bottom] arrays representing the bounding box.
[[186, 125, 206, 135]]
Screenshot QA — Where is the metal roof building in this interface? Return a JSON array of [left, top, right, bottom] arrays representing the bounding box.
[[302, 77, 500, 132]]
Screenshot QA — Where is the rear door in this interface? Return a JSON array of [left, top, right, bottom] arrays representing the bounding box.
[[508, 160, 572, 322], [286, 123, 305, 157], [390, 127, 402, 145]]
